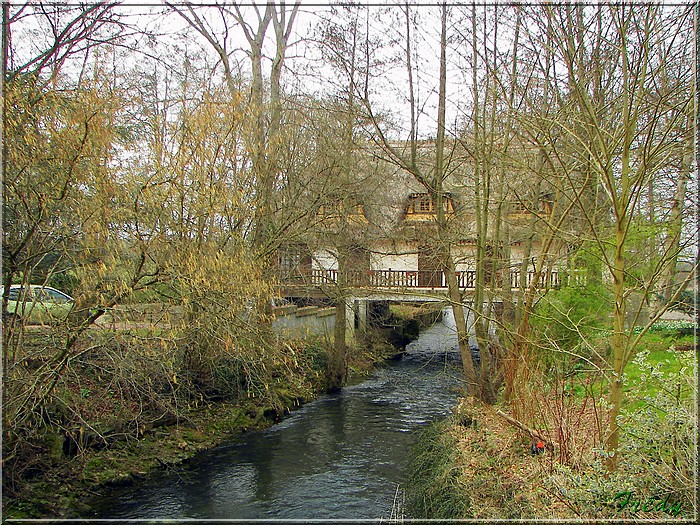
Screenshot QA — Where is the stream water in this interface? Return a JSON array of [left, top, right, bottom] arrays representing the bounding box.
[[83, 309, 464, 520]]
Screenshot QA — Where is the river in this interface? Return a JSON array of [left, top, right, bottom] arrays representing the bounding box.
[[83, 309, 465, 520]]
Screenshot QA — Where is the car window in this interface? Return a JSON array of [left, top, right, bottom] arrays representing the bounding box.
[[7, 287, 31, 301], [44, 288, 72, 303]]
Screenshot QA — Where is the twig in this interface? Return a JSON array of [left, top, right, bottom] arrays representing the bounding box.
[[495, 409, 554, 450]]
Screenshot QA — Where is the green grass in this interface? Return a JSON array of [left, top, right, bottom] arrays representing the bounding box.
[[576, 325, 697, 412], [561, 323, 696, 407], [405, 420, 472, 519], [624, 326, 695, 398], [624, 339, 692, 378]]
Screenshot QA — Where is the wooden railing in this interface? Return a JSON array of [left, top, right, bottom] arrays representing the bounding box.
[[285, 269, 559, 290], [510, 269, 561, 289]]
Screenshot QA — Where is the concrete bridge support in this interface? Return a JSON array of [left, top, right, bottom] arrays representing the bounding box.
[[343, 297, 369, 342], [355, 299, 368, 333], [344, 299, 355, 343]]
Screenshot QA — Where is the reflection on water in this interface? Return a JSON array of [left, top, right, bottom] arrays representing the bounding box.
[[84, 313, 463, 520]]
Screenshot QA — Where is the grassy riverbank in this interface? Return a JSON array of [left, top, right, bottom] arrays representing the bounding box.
[[405, 322, 697, 520], [2, 321, 402, 519]]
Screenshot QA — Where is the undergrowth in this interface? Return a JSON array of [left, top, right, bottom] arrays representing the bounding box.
[[405, 420, 471, 519], [406, 328, 696, 520]]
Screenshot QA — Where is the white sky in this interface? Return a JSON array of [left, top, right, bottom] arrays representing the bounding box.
[[8, 1, 693, 143], [9, 1, 473, 139]]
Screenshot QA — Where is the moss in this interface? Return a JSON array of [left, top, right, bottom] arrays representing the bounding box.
[[181, 428, 208, 444], [3, 404, 255, 518], [46, 432, 66, 461]]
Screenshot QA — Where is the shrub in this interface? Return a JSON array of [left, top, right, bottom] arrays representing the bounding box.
[[544, 349, 696, 519], [668, 290, 697, 318], [531, 282, 612, 370], [533, 283, 612, 350]]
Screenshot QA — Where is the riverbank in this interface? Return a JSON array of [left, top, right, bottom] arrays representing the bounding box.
[[4, 400, 268, 518], [404, 323, 697, 520], [2, 307, 434, 519]]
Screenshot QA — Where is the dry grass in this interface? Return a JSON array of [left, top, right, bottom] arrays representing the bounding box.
[[448, 397, 599, 519]]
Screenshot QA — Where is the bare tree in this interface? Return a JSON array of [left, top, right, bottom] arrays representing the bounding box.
[[309, 5, 389, 388], [539, 3, 696, 470], [348, 4, 485, 398]]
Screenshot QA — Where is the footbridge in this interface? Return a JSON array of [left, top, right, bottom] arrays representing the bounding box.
[[282, 268, 559, 302], [280, 268, 560, 339]]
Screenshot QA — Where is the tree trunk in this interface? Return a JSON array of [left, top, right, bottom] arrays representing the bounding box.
[[605, 218, 628, 471], [331, 246, 349, 391], [435, 4, 480, 399], [653, 114, 692, 312], [443, 251, 480, 397]]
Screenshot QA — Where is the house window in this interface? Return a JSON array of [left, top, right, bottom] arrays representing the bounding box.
[[418, 195, 433, 212], [406, 193, 453, 218], [278, 245, 311, 279]]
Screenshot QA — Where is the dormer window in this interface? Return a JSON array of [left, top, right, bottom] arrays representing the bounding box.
[[317, 198, 368, 225], [418, 195, 433, 212], [509, 193, 554, 217], [405, 192, 454, 221]]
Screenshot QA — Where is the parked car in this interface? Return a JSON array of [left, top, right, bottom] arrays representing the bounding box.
[[2, 284, 75, 324]]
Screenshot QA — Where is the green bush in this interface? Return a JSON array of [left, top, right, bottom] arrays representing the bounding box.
[[531, 282, 612, 366], [618, 350, 696, 507], [47, 270, 80, 295], [668, 290, 697, 318], [301, 338, 331, 372]]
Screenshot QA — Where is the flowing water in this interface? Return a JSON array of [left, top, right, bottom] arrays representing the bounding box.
[[83, 310, 464, 520]]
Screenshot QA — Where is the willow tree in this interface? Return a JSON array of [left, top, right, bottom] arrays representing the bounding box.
[[452, 4, 527, 404], [472, 5, 581, 405], [1, 4, 141, 436], [2, 2, 125, 324], [123, 58, 274, 382]]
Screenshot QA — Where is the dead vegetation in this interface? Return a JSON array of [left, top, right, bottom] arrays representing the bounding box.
[[409, 346, 696, 521], [446, 396, 598, 519]]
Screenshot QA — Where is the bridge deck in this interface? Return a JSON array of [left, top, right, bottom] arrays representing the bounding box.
[[281, 269, 559, 298]]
